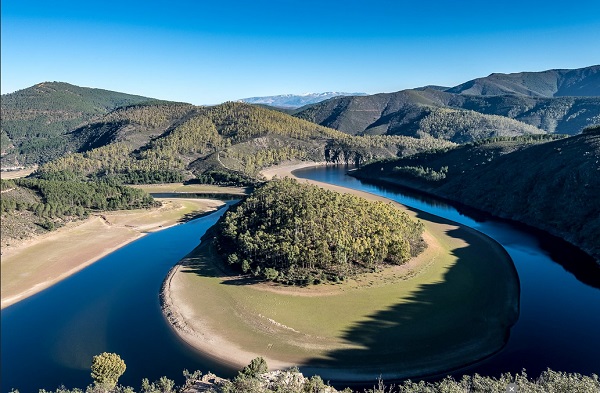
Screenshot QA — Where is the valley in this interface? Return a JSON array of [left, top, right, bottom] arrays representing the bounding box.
[[1, 64, 599, 392]]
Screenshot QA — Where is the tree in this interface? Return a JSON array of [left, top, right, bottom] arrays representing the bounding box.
[[241, 357, 268, 377], [90, 352, 126, 388]]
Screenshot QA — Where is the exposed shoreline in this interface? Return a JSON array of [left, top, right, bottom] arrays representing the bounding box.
[[161, 161, 519, 382], [1, 197, 225, 309]]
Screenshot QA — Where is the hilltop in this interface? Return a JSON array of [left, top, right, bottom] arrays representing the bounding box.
[[355, 130, 600, 262], [447, 65, 600, 97], [1, 82, 163, 165]]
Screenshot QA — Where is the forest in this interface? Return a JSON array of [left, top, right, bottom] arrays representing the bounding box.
[[215, 178, 425, 285], [34, 102, 457, 183], [0, 177, 156, 234]]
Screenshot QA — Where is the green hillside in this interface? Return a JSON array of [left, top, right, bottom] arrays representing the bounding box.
[[1, 177, 156, 243], [1, 82, 161, 166], [38, 102, 454, 182], [356, 131, 600, 262]]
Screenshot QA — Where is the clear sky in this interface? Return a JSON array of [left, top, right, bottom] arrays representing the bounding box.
[[2, 0, 599, 105]]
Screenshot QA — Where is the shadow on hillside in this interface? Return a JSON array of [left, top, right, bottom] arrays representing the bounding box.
[[299, 221, 520, 380]]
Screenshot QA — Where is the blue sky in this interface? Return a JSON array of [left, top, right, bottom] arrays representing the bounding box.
[[2, 0, 599, 104]]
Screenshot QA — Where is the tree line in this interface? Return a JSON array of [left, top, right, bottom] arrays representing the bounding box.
[[10, 352, 599, 393], [1, 178, 157, 222]]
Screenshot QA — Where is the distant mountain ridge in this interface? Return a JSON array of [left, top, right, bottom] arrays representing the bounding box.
[[447, 65, 600, 97], [295, 65, 600, 136], [239, 92, 367, 108]]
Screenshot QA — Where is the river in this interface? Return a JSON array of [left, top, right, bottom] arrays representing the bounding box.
[[1, 166, 599, 392]]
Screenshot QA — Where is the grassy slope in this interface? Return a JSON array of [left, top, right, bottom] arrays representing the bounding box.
[[164, 175, 519, 380]]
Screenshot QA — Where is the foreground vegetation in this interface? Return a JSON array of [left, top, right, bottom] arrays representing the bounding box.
[[215, 178, 425, 284], [15, 354, 599, 393]]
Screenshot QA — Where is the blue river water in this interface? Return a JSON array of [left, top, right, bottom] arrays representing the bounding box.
[[1, 166, 599, 391], [294, 165, 600, 380]]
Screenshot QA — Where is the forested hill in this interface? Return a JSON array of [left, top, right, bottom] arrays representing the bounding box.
[[294, 66, 600, 136], [34, 101, 454, 184], [1, 82, 162, 165], [215, 178, 425, 285], [355, 130, 600, 262], [446, 65, 600, 97]]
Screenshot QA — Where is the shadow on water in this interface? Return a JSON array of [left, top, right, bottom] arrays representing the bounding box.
[[355, 176, 600, 290], [151, 192, 244, 201], [299, 223, 520, 384]]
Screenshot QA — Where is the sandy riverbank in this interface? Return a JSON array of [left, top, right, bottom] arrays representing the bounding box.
[[0, 167, 38, 180], [1, 198, 224, 309], [162, 162, 519, 381]]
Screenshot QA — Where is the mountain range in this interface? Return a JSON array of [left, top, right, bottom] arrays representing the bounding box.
[[238, 92, 367, 108], [295, 65, 600, 137], [1, 65, 599, 263], [447, 65, 600, 97]]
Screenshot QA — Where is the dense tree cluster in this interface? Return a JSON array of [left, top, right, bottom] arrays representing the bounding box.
[[393, 165, 449, 181], [215, 178, 425, 285], [223, 145, 309, 175], [39, 143, 186, 183], [1, 82, 157, 165], [325, 135, 456, 166], [195, 170, 256, 187], [200, 102, 345, 142], [357, 131, 600, 261], [1, 178, 156, 220], [416, 108, 543, 143], [466, 133, 567, 146], [102, 103, 194, 129], [140, 115, 225, 162]]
